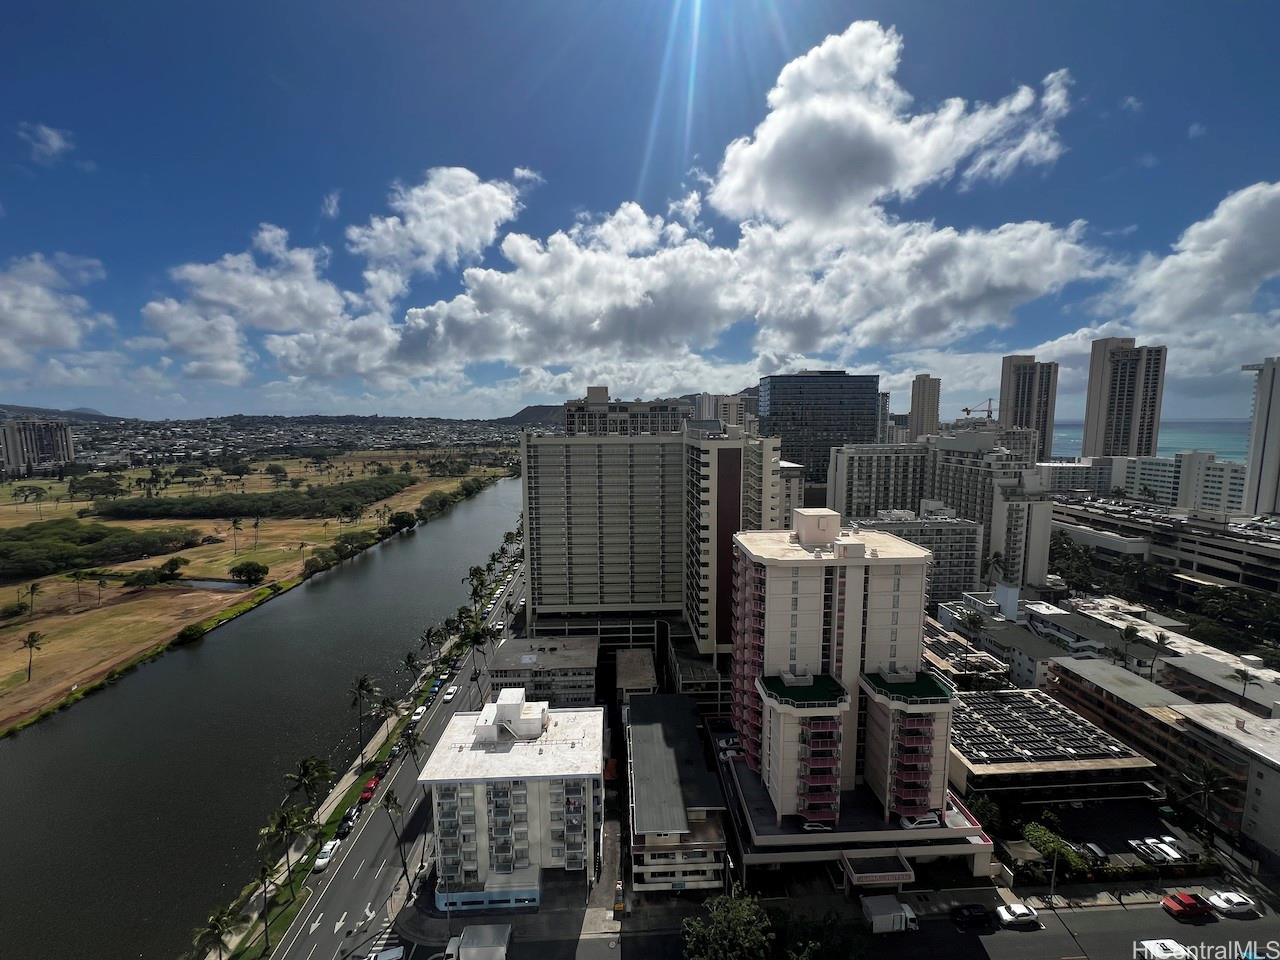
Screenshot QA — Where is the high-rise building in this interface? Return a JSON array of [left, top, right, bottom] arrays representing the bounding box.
[[908, 374, 940, 441], [1081, 337, 1167, 457], [778, 461, 805, 529], [757, 371, 880, 486], [876, 391, 891, 443], [827, 429, 1053, 587], [1110, 451, 1248, 513], [0, 419, 75, 474], [696, 393, 751, 427], [563, 385, 692, 436], [854, 503, 982, 605], [998, 355, 1059, 460], [1243, 357, 1280, 515], [730, 509, 953, 824], [420, 688, 604, 912]]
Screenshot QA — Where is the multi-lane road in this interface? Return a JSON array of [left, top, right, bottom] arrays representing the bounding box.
[[270, 563, 525, 960]]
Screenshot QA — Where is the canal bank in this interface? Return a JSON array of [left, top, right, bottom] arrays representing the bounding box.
[[0, 477, 522, 960]]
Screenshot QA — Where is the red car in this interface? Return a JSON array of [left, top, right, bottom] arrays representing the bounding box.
[[1161, 893, 1213, 921], [363, 776, 381, 791]]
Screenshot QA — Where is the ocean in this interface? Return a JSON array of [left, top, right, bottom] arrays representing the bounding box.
[[1051, 420, 1252, 462]]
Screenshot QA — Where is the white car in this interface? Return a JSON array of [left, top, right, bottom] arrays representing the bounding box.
[[899, 812, 942, 829], [1145, 836, 1183, 862], [411, 705, 427, 723], [313, 839, 341, 872], [718, 748, 744, 761], [443, 685, 458, 703], [716, 735, 740, 749], [1208, 891, 1257, 916], [995, 903, 1039, 928], [494, 621, 505, 631], [801, 822, 832, 832], [1137, 940, 1191, 960]]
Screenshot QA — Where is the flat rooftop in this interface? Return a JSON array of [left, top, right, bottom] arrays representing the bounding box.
[[951, 690, 1153, 775], [981, 619, 1070, 661], [615, 648, 658, 691], [759, 673, 848, 706], [734, 527, 931, 564], [922, 623, 1008, 676], [861, 670, 952, 702], [488, 635, 599, 673], [419, 706, 604, 785], [1161, 652, 1280, 712], [1050, 657, 1191, 708], [627, 695, 725, 836], [1171, 703, 1280, 768]]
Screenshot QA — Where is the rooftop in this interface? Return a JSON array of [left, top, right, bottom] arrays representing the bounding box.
[[861, 670, 953, 703], [759, 672, 848, 706], [488, 635, 599, 673], [615, 648, 658, 691], [951, 690, 1153, 775], [419, 696, 604, 785], [1161, 652, 1280, 711], [734, 526, 931, 564], [981, 619, 1071, 661], [1171, 703, 1280, 768], [627, 695, 725, 836], [1049, 657, 1190, 708]]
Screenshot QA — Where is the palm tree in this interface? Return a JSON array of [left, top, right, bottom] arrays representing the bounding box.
[[255, 858, 274, 954], [20, 631, 44, 682], [69, 569, 85, 603], [380, 790, 413, 891], [192, 904, 239, 960], [258, 805, 314, 898], [1115, 624, 1141, 669], [349, 674, 381, 769], [956, 609, 985, 640], [983, 551, 1007, 584], [230, 517, 243, 555], [97, 578, 107, 606], [403, 651, 426, 689], [377, 695, 400, 729], [1181, 760, 1234, 843], [285, 756, 335, 806], [1228, 667, 1263, 709], [252, 516, 262, 549], [27, 581, 41, 620], [1148, 631, 1172, 680]]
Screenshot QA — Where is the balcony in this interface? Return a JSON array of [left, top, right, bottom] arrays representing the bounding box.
[[806, 719, 840, 733], [800, 808, 838, 822], [802, 752, 838, 768], [800, 772, 838, 786], [899, 716, 934, 730], [891, 798, 930, 816], [893, 787, 930, 801], [895, 734, 932, 747]]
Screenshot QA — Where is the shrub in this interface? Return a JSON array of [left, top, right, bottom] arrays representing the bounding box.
[[229, 561, 269, 586], [94, 475, 417, 521], [0, 518, 201, 582], [1023, 822, 1090, 874], [174, 624, 206, 644], [0, 600, 28, 620]]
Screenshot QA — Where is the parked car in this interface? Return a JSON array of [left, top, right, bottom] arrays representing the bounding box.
[[313, 839, 341, 872], [1207, 891, 1257, 916], [950, 904, 990, 929], [715, 734, 740, 749], [411, 705, 427, 723], [389, 742, 404, 758], [494, 621, 505, 631], [334, 818, 354, 839], [1082, 842, 1108, 863], [899, 812, 942, 829], [1147, 837, 1184, 862], [377, 759, 393, 777], [801, 822, 832, 832], [995, 903, 1039, 928], [1137, 940, 1192, 960], [443, 685, 458, 703], [360, 786, 376, 803], [1128, 839, 1165, 863], [1161, 892, 1214, 922], [718, 748, 745, 761], [364, 776, 381, 791]]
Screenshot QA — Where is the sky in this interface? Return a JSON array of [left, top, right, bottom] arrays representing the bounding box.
[[3, 1, 1279, 421]]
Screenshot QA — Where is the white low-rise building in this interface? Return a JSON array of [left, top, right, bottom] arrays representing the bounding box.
[[419, 688, 604, 912]]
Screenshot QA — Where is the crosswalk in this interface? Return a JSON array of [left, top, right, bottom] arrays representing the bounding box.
[[361, 922, 401, 958]]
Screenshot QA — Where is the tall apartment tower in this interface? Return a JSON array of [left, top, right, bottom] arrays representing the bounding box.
[[1243, 357, 1280, 515], [908, 374, 941, 440], [998, 355, 1059, 460], [696, 393, 750, 427], [0, 419, 75, 474], [730, 509, 952, 825], [757, 371, 880, 486], [563, 386, 692, 436], [876, 392, 891, 443], [1081, 337, 1167, 457]]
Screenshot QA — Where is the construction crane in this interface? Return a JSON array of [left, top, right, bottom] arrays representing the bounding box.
[[960, 398, 998, 420]]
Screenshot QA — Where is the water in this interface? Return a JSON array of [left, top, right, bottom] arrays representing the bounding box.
[[1052, 419, 1251, 461], [0, 478, 521, 960]]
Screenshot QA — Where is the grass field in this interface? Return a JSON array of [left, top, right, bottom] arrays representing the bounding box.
[[0, 454, 506, 736]]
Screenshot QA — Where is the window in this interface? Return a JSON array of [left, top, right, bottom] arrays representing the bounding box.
[[791, 597, 798, 611], [791, 614, 798, 628]]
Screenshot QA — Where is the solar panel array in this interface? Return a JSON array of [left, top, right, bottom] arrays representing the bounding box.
[[951, 690, 1139, 764]]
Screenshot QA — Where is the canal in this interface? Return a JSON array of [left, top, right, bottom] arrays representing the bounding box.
[[0, 478, 522, 960]]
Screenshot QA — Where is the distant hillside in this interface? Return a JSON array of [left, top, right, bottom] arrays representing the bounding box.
[[497, 405, 561, 428], [0, 402, 120, 423]]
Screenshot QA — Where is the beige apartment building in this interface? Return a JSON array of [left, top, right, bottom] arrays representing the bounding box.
[[999, 355, 1059, 460], [1081, 337, 1167, 458]]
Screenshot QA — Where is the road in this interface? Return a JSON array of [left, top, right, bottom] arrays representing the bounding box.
[[271, 560, 524, 960]]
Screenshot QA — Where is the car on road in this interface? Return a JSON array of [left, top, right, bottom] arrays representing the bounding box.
[[518, 598, 526, 608], [1137, 940, 1192, 960], [334, 817, 354, 839], [1207, 891, 1257, 916], [995, 903, 1039, 928], [899, 812, 941, 829], [494, 621, 505, 631], [377, 759, 393, 777], [411, 705, 427, 723], [718, 748, 745, 760], [950, 904, 990, 929], [1161, 892, 1214, 921], [801, 822, 832, 832], [443, 685, 458, 702], [716, 734, 740, 749], [312, 839, 341, 871], [1082, 841, 1108, 864]]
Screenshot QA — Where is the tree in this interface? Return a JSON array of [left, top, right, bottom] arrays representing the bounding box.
[[27, 581, 41, 620], [69, 569, 85, 603], [97, 578, 107, 607], [403, 651, 426, 688], [265, 463, 289, 487], [285, 756, 336, 806], [157, 556, 190, 581], [1149, 630, 1172, 680], [124, 569, 161, 590], [683, 889, 775, 960], [229, 517, 243, 555], [381, 790, 414, 891], [1181, 760, 1234, 843], [983, 551, 1007, 584], [20, 631, 44, 682], [253, 857, 274, 953], [1228, 667, 1263, 709], [1114, 624, 1141, 668], [956, 608, 985, 639], [349, 674, 381, 769], [420, 624, 444, 654], [229, 561, 269, 586], [192, 904, 239, 960], [376, 695, 400, 728], [252, 516, 262, 549], [258, 805, 314, 899], [966, 793, 1002, 834]]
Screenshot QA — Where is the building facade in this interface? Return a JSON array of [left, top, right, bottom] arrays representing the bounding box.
[[484, 636, 599, 707], [0, 419, 76, 473], [1081, 337, 1168, 458], [999, 355, 1059, 460], [563, 385, 692, 436], [908, 374, 941, 441], [420, 689, 605, 911], [854, 504, 982, 605], [1243, 357, 1280, 516], [1110, 451, 1248, 513], [757, 371, 880, 486]]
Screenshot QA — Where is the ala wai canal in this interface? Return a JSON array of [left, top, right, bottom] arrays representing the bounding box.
[[0, 478, 521, 960]]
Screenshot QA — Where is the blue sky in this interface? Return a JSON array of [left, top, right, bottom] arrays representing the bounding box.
[[3, 1, 1279, 420]]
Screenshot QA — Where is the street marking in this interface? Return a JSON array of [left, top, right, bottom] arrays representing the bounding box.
[[364, 902, 376, 921], [332, 911, 347, 934], [304, 945, 317, 960], [375, 858, 387, 878], [351, 857, 366, 877], [308, 913, 323, 935]]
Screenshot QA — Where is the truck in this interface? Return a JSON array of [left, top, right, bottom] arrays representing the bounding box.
[[443, 924, 512, 960], [861, 895, 919, 933]]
